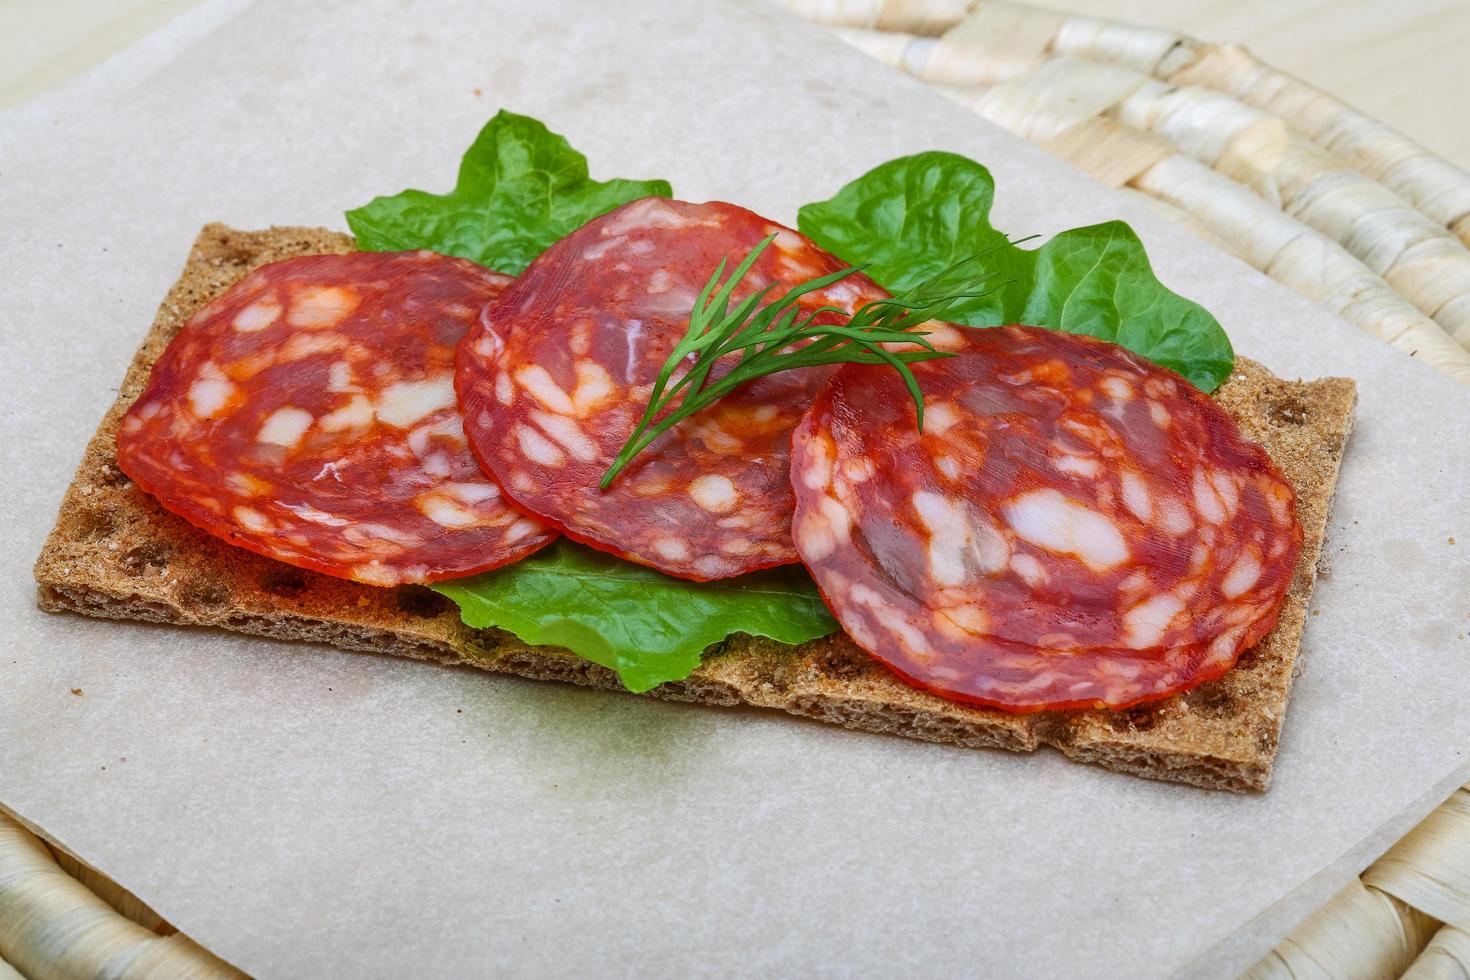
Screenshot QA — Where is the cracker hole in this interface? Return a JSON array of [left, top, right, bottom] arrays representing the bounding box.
[[260, 567, 309, 598], [1267, 396, 1309, 426], [1181, 681, 1235, 716], [1110, 704, 1161, 732], [811, 644, 870, 681], [179, 577, 230, 609], [120, 542, 173, 576], [208, 231, 258, 266], [1233, 643, 1266, 672], [75, 507, 120, 541], [395, 586, 451, 619], [94, 461, 132, 488]]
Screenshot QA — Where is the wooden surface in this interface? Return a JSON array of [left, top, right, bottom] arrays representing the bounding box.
[[3, 0, 1469, 171]]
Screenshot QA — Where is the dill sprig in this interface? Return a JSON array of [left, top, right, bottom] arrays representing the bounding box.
[[600, 235, 1004, 488]]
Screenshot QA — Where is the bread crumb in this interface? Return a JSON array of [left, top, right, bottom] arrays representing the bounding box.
[[70, 687, 83, 696]]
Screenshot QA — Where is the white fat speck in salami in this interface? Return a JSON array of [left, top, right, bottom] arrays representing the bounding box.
[[456, 198, 888, 580], [117, 251, 556, 585], [790, 324, 1303, 712]]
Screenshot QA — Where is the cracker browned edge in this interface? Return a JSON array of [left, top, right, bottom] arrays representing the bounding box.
[[33, 224, 1358, 793]]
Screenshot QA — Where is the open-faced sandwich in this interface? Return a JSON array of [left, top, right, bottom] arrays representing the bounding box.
[[35, 112, 1356, 792]]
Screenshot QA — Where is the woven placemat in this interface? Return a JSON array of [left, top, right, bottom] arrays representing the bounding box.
[[793, 0, 1470, 388], [790, 4, 1470, 976], [6, 2, 1470, 977], [0, 806, 241, 979]]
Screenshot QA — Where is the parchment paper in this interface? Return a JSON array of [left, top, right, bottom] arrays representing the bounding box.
[[3, 1, 1469, 976]]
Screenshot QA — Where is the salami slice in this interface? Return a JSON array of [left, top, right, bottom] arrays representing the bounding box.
[[457, 197, 889, 580], [117, 251, 556, 586], [790, 324, 1303, 712]]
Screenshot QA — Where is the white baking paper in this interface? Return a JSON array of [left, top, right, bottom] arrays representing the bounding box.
[[2, 1, 1469, 976]]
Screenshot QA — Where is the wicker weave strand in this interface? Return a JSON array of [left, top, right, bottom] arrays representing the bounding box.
[[878, 41, 1470, 380], [1172, 45, 1470, 246], [1366, 789, 1470, 930], [806, 1, 1470, 384], [1242, 879, 1438, 980], [789, 7, 1470, 978], [40, 847, 171, 936], [785, 0, 968, 34], [0, 813, 242, 980], [805, 2, 1470, 252], [1402, 925, 1470, 979], [2, 4, 1468, 978]]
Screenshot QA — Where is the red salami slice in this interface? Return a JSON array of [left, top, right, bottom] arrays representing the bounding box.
[[117, 251, 556, 586], [790, 324, 1302, 712], [457, 197, 889, 580]]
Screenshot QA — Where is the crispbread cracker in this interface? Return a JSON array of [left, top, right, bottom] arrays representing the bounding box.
[[34, 224, 1357, 792]]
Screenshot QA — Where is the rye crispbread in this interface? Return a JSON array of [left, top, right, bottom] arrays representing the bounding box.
[[34, 224, 1357, 792]]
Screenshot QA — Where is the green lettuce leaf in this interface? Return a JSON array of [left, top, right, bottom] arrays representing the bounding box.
[[431, 541, 836, 693], [348, 110, 835, 693], [797, 151, 1234, 391], [345, 110, 672, 275]]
